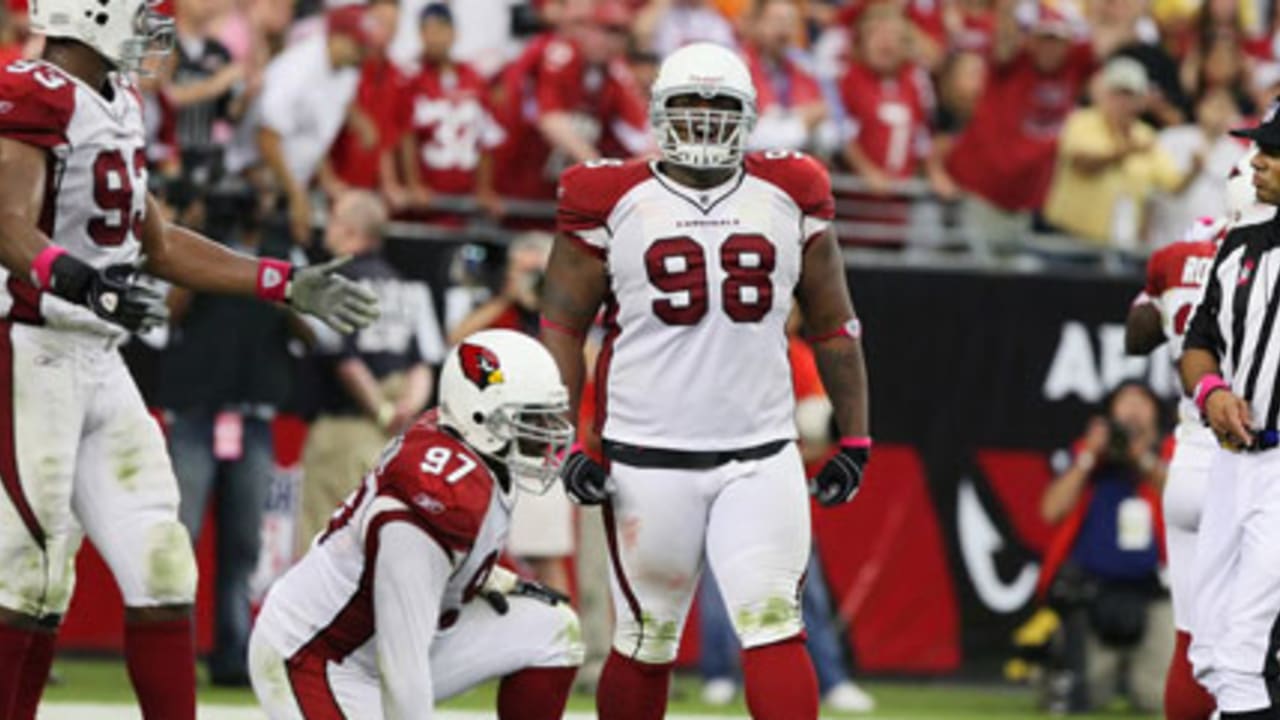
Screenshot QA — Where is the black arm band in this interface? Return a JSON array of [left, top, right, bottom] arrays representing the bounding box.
[[47, 253, 94, 303]]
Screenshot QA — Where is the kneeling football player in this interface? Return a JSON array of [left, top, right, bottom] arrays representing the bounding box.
[[249, 329, 583, 719]]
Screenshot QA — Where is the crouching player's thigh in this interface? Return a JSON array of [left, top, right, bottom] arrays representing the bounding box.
[[432, 594, 585, 700], [248, 628, 383, 719]]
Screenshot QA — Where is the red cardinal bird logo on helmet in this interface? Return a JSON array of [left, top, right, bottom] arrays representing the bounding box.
[[459, 343, 504, 390]]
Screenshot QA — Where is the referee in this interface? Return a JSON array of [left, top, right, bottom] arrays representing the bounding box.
[[1181, 111, 1280, 720]]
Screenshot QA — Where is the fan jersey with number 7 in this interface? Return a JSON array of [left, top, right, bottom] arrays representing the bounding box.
[[556, 151, 835, 451], [0, 59, 148, 335]]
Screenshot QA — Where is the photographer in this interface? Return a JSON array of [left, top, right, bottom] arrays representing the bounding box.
[[1037, 381, 1174, 713], [446, 232, 550, 345]]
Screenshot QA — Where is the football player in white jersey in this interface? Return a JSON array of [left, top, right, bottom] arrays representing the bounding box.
[[541, 42, 870, 720], [0, 0, 379, 717], [249, 330, 583, 719], [1124, 154, 1267, 720]]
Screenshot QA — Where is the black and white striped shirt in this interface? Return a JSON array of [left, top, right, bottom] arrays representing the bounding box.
[[1186, 207, 1280, 428]]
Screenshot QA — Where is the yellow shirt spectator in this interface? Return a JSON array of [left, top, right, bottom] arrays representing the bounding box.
[[1044, 106, 1188, 245]]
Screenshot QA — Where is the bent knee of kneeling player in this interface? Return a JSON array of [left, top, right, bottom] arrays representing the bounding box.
[[613, 613, 685, 664], [121, 520, 197, 606], [545, 603, 586, 667], [731, 596, 804, 649]]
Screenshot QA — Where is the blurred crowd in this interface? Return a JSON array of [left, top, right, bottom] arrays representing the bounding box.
[[0, 0, 1266, 250]]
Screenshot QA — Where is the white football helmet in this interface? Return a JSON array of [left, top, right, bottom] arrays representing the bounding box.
[[650, 42, 758, 169], [30, 0, 174, 73], [1227, 149, 1271, 227], [439, 330, 574, 494]]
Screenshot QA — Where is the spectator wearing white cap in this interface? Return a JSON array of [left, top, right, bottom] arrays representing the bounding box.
[[257, 5, 368, 244], [1044, 56, 1206, 247]]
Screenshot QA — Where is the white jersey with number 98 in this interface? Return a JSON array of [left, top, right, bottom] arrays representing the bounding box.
[[557, 151, 836, 451]]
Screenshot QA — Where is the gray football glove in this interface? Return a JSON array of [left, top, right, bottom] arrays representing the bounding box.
[[287, 256, 380, 333]]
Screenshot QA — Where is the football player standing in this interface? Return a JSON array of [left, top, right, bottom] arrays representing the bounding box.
[[541, 42, 871, 720], [0, 0, 378, 717]]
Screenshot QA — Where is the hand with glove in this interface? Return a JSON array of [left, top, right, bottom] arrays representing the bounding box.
[[478, 566, 571, 615], [561, 443, 612, 505], [285, 256, 380, 333], [42, 251, 168, 333], [810, 437, 870, 507]]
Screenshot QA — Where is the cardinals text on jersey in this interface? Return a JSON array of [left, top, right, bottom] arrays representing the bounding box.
[[557, 150, 835, 451], [0, 60, 148, 336]]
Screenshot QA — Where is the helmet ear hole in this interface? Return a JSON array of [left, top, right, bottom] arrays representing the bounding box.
[[472, 411, 485, 424]]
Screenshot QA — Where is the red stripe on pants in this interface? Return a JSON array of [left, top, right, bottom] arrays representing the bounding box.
[[286, 652, 345, 720], [602, 502, 644, 655], [0, 322, 43, 548]]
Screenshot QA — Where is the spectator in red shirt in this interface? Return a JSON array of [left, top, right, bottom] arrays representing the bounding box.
[[946, 0, 1096, 249], [321, 0, 408, 203], [743, 0, 827, 152], [839, 2, 955, 197], [492, 0, 651, 207], [398, 3, 505, 220], [0, 0, 30, 66]]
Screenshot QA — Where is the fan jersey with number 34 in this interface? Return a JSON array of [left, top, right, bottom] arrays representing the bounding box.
[[557, 151, 835, 451], [0, 60, 148, 334]]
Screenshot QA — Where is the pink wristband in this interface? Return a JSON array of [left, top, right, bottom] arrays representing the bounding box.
[[1195, 374, 1229, 414], [256, 258, 292, 303], [558, 441, 584, 462], [840, 436, 872, 449], [30, 245, 66, 290], [540, 316, 584, 339], [806, 317, 862, 344]]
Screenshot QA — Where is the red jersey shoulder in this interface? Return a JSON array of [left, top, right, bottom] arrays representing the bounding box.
[[1145, 239, 1218, 296], [0, 61, 76, 149], [455, 62, 486, 92], [744, 150, 835, 220], [556, 158, 652, 232], [374, 411, 496, 554]]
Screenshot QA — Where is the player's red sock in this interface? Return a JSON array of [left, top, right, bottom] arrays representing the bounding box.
[[0, 622, 35, 718], [497, 666, 577, 719], [742, 635, 819, 720], [11, 628, 57, 720], [1166, 630, 1215, 720], [124, 617, 196, 720], [596, 650, 673, 720]]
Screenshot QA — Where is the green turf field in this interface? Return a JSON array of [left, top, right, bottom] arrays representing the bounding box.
[[40, 657, 1160, 719]]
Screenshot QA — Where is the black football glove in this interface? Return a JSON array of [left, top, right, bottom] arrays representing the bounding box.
[[511, 579, 570, 606], [810, 445, 869, 507], [481, 580, 570, 615], [48, 254, 168, 333], [561, 449, 612, 505]]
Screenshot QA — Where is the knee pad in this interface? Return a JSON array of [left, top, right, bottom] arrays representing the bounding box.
[[0, 533, 81, 618], [733, 596, 804, 650], [127, 520, 197, 606], [550, 604, 586, 667], [613, 612, 684, 664]]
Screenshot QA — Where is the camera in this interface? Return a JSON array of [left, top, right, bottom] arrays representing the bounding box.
[[1105, 419, 1131, 464]]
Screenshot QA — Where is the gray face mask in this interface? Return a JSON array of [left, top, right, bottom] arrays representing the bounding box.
[[118, 0, 174, 75], [651, 89, 757, 170]]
